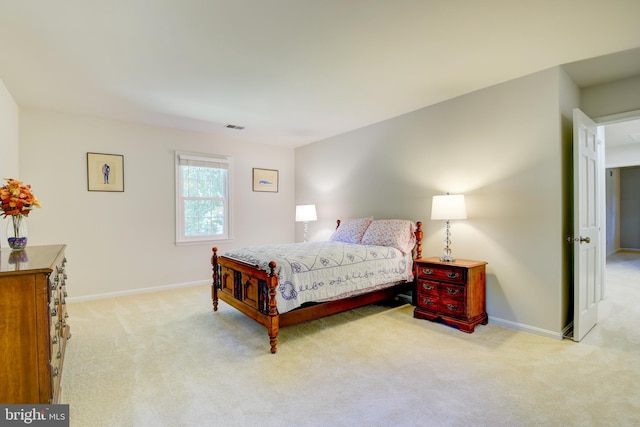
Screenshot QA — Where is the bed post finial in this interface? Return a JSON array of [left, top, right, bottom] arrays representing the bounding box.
[[415, 221, 423, 259]]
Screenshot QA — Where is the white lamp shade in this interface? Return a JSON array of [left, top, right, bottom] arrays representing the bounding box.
[[431, 195, 467, 220], [296, 204, 317, 222]]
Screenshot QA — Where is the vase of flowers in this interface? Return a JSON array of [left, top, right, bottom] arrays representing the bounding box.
[[1, 178, 41, 250]]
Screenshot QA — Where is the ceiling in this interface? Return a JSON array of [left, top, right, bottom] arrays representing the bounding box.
[[1, 1, 640, 148]]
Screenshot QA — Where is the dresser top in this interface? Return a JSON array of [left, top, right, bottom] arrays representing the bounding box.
[[0, 244, 66, 275]]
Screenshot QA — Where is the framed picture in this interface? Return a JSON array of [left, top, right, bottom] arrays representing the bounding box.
[[252, 168, 279, 192], [87, 152, 124, 192]]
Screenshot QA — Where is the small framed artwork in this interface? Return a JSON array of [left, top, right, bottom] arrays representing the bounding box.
[[252, 168, 279, 192], [87, 152, 124, 192]]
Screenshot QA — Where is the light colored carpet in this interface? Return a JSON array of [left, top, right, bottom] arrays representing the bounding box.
[[63, 252, 640, 426]]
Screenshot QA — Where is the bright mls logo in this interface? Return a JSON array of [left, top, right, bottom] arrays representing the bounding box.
[[1, 405, 69, 426]]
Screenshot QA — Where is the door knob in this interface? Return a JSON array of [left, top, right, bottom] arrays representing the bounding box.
[[567, 236, 591, 244]]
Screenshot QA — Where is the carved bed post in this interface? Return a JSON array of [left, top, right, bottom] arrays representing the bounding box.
[[211, 247, 220, 311], [266, 261, 279, 353], [415, 221, 423, 259]]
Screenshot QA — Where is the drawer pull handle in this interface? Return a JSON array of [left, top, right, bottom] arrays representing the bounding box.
[[446, 288, 461, 295], [422, 283, 435, 291], [446, 272, 460, 279], [421, 268, 434, 275], [422, 299, 435, 305], [446, 304, 459, 311]]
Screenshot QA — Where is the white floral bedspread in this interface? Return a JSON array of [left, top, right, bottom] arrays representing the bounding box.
[[222, 241, 414, 313]]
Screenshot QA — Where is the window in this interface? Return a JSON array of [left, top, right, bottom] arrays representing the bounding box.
[[175, 152, 232, 244]]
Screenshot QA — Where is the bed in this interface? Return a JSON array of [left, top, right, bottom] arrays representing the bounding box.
[[211, 218, 423, 353]]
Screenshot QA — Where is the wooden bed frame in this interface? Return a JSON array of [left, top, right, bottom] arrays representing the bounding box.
[[211, 220, 423, 353]]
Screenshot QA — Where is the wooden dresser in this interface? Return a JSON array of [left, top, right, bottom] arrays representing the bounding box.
[[0, 244, 70, 404], [413, 257, 487, 333]]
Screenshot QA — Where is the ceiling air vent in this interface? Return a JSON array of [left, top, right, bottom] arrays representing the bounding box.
[[226, 124, 245, 130]]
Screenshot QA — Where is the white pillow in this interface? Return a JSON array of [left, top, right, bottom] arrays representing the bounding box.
[[361, 219, 417, 254], [329, 217, 374, 244]]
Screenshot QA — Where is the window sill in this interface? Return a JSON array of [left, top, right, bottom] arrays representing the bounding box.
[[175, 238, 233, 247]]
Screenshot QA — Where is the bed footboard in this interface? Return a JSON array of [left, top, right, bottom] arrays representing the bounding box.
[[211, 247, 281, 353]]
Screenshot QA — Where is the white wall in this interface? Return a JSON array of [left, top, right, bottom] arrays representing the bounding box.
[[0, 78, 19, 174], [296, 67, 572, 337], [581, 75, 640, 120], [0, 78, 19, 244], [606, 143, 640, 168], [19, 109, 295, 299]]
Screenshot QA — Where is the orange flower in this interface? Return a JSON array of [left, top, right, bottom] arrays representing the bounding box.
[[0, 178, 41, 218]]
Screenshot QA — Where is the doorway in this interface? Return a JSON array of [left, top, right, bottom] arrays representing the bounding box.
[[601, 117, 640, 321]]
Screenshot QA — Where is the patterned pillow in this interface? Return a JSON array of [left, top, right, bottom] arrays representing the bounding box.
[[329, 217, 374, 244], [361, 219, 416, 254]]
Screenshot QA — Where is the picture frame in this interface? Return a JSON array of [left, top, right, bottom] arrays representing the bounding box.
[[252, 168, 279, 192], [87, 152, 124, 192]]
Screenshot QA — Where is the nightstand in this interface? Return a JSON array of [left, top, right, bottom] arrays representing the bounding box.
[[413, 257, 487, 333]]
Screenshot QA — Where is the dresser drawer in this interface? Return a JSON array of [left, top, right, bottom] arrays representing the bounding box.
[[416, 264, 466, 285]]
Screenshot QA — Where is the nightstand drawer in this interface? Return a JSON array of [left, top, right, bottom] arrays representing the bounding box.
[[417, 294, 439, 310], [439, 283, 465, 301], [440, 299, 465, 318], [416, 264, 466, 285], [417, 280, 438, 295]]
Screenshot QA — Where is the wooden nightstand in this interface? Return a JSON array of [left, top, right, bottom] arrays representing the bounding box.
[[413, 257, 487, 333]]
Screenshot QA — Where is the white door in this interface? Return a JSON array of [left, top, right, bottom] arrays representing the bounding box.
[[572, 108, 602, 341]]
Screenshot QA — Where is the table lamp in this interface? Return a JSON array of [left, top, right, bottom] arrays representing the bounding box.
[[431, 194, 466, 262]]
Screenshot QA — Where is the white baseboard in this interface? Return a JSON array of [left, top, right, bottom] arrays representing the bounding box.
[[66, 280, 210, 303], [488, 316, 565, 340]]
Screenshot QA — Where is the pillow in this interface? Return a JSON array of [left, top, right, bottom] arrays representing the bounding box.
[[361, 219, 417, 254], [329, 217, 374, 244]]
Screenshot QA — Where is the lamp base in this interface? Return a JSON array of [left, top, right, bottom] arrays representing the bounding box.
[[439, 254, 456, 262]]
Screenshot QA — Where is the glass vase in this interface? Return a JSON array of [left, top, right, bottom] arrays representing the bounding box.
[[6, 215, 28, 250]]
